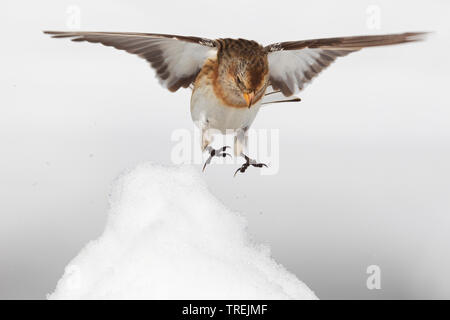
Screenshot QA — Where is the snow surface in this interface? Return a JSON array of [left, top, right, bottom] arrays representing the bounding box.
[[48, 163, 317, 300]]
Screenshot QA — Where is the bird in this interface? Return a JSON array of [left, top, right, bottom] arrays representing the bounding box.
[[43, 31, 427, 175]]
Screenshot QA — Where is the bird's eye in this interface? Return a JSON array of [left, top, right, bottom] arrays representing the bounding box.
[[236, 76, 242, 85]]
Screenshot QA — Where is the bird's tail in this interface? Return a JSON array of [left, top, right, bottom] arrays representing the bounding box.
[[261, 88, 301, 106]]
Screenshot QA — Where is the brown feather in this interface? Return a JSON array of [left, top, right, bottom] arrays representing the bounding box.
[[265, 32, 429, 52], [43, 31, 217, 92], [265, 32, 428, 96]]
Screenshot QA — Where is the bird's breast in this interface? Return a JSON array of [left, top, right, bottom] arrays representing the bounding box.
[[190, 75, 262, 133]]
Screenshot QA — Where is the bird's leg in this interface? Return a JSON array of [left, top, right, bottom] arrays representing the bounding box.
[[234, 127, 249, 157], [202, 146, 232, 172], [234, 154, 268, 177]]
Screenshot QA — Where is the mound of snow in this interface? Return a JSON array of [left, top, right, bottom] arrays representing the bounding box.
[[49, 163, 317, 299]]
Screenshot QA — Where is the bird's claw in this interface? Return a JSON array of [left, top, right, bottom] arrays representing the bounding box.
[[202, 146, 232, 172], [234, 155, 268, 177]]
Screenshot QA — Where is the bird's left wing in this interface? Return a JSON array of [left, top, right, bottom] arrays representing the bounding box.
[[265, 32, 428, 96], [44, 31, 217, 92]]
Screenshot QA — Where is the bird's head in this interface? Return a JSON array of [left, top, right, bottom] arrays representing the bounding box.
[[214, 39, 269, 108]]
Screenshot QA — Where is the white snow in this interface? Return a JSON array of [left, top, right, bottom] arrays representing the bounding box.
[[48, 163, 317, 300]]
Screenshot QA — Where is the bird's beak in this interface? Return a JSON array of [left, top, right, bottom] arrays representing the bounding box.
[[243, 92, 255, 108]]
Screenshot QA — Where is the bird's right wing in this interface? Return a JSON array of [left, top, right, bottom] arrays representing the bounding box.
[[265, 32, 428, 96], [44, 31, 218, 92]]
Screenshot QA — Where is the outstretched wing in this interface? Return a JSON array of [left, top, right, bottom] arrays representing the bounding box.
[[265, 32, 428, 96], [44, 31, 217, 92]]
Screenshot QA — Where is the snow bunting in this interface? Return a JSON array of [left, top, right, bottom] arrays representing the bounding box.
[[44, 31, 427, 175]]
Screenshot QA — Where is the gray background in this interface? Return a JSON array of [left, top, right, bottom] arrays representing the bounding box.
[[1, 0, 449, 299]]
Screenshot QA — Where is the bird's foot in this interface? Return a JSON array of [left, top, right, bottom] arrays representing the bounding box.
[[202, 146, 232, 172], [234, 155, 268, 177]]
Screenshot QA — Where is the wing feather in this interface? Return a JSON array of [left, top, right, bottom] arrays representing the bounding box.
[[44, 31, 217, 92], [265, 32, 428, 96]]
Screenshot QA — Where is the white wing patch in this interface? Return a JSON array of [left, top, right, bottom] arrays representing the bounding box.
[[268, 49, 322, 94], [267, 48, 354, 96], [155, 39, 217, 89]]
